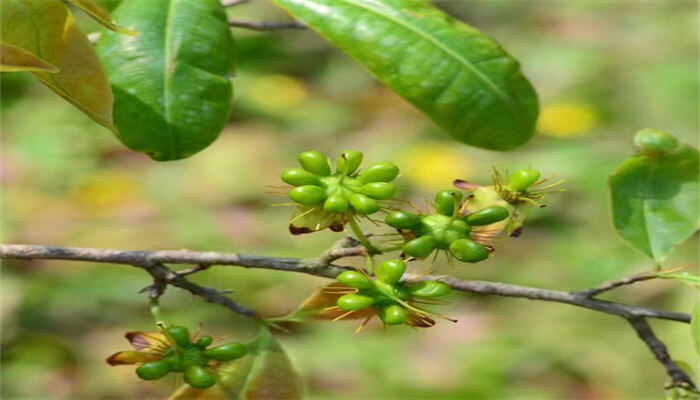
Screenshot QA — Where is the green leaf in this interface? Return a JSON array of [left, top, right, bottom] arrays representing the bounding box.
[[97, 0, 235, 161], [63, 0, 136, 34], [0, 43, 59, 72], [1, 0, 114, 129], [217, 329, 304, 399], [609, 129, 699, 263], [272, 0, 538, 151]]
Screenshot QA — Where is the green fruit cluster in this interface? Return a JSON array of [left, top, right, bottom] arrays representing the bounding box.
[[282, 150, 399, 215], [335, 259, 450, 325], [386, 190, 509, 263], [135, 326, 246, 389]]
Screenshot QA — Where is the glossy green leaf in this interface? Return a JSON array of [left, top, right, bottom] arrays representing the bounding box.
[[63, 0, 136, 34], [97, 0, 235, 161], [1, 0, 114, 128], [217, 328, 304, 400], [0, 43, 59, 72], [272, 0, 538, 150], [609, 130, 699, 263]]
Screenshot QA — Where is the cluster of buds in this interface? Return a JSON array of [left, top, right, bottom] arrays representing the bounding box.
[[332, 259, 450, 326], [282, 150, 399, 233], [107, 325, 246, 389], [386, 190, 509, 263]]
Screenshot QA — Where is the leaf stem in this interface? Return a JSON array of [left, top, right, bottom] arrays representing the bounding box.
[[149, 297, 164, 326]]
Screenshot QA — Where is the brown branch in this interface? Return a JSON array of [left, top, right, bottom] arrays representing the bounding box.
[[228, 18, 307, 31], [628, 317, 697, 390], [0, 243, 693, 389], [577, 272, 658, 297]]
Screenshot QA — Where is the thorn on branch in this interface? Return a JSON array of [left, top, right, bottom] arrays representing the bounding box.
[[177, 263, 211, 276], [228, 18, 307, 31], [139, 279, 167, 299]]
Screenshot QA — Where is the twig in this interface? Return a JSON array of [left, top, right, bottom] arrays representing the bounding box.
[[0, 243, 693, 388], [0, 244, 688, 323], [228, 18, 307, 31], [303, 236, 364, 269], [628, 317, 696, 390], [577, 272, 658, 297]]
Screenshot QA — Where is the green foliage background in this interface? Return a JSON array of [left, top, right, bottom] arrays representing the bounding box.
[[1, 1, 698, 398]]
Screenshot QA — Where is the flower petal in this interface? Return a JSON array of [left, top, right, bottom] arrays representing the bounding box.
[[106, 350, 159, 365], [125, 331, 170, 352]]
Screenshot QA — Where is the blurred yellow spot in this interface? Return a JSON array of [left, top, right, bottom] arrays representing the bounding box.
[[246, 74, 309, 113], [73, 170, 138, 211], [538, 103, 597, 137], [396, 143, 472, 190]]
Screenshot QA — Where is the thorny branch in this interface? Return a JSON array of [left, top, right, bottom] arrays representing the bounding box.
[[0, 242, 695, 390]]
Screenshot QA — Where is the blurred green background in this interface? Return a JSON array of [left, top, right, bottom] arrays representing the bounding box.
[[1, 0, 698, 399]]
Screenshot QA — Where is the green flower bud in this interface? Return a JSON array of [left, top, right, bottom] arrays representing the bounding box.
[[166, 326, 191, 348], [465, 206, 509, 226], [337, 293, 375, 311], [358, 161, 399, 184], [508, 169, 540, 191], [289, 185, 326, 206], [386, 211, 421, 230], [358, 182, 396, 200], [634, 129, 678, 156], [434, 190, 462, 216], [375, 259, 406, 284], [449, 238, 489, 263], [323, 193, 349, 213], [380, 305, 408, 325], [281, 168, 320, 186], [184, 365, 217, 389], [393, 284, 411, 300], [204, 343, 247, 361], [136, 359, 172, 380], [402, 236, 437, 259], [348, 193, 379, 215], [337, 271, 374, 289], [195, 336, 213, 348], [298, 150, 331, 176], [409, 280, 451, 297], [336, 150, 363, 175]]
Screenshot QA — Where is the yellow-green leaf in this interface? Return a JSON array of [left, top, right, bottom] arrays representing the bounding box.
[[0, 43, 59, 72], [1, 0, 114, 129], [63, 0, 136, 34], [692, 302, 700, 361]]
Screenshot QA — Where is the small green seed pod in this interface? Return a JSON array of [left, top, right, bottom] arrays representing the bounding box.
[[449, 238, 489, 263], [336, 150, 363, 175], [337, 293, 375, 311], [358, 182, 396, 200], [402, 236, 437, 259], [465, 206, 509, 226], [434, 190, 463, 216], [204, 342, 247, 361], [195, 336, 213, 348], [409, 280, 451, 298], [385, 211, 421, 230], [298, 150, 331, 176], [289, 185, 326, 206], [348, 193, 380, 215], [323, 193, 349, 213], [281, 168, 320, 186], [337, 271, 374, 289], [634, 129, 678, 156], [166, 326, 191, 348], [508, 169, 540, 191], [184, 365, 217, 389], [380, 305, 408, 325], [358, 161, 399, 184], [375, 259, 406, 284], [136, 359, 172, 380]]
